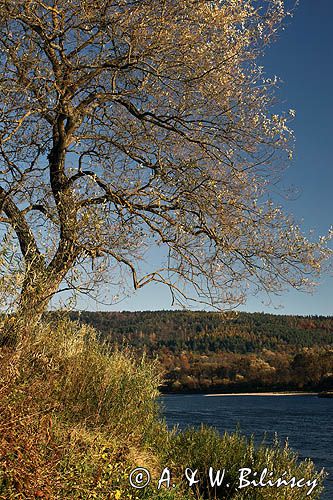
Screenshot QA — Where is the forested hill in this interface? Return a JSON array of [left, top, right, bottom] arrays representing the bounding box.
[[68, 310, 333, 393], [69, 310, 333, 351]]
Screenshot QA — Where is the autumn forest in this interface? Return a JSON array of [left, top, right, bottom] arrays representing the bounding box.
[[67, 310, 333, 393]]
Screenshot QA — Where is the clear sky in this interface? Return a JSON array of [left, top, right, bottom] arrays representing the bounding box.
[[71, 0, 333, 316]]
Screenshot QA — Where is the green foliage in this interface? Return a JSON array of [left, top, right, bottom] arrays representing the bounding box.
[[68, 310, 333, 351]]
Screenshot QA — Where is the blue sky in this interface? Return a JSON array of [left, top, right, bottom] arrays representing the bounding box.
[[72, 1, 333, 316]]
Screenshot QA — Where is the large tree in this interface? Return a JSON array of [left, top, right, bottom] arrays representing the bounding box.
[[0, 0, 330, 335]]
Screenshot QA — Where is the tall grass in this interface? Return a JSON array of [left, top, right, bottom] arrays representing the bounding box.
[[162, 426, 325, 499], [0, 318, 163, 498]]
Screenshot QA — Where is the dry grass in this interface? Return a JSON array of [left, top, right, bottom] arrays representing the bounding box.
[[0, 317, 164, 499]]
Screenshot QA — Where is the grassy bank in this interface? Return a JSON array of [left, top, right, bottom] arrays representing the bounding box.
[[0, 318, 326, 499]]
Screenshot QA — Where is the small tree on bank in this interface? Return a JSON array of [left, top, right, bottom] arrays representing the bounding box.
[[0, 0, 330, 336]]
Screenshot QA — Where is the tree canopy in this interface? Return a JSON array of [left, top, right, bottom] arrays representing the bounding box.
[[0, 0, 330, 330]]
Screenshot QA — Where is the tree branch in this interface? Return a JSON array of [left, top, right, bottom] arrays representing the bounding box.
[[0, 186, 41, 264]]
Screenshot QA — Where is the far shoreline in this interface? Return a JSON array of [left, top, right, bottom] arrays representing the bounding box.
[[204, 391, 319, 397], [161, 390, 323, 396]]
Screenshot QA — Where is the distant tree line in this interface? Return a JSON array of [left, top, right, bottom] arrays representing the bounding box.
[[66, 310, 333, 393]]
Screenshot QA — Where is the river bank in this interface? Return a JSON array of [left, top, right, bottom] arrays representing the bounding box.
[[160, 387, 323, 396], [205, 391, 319, 397]]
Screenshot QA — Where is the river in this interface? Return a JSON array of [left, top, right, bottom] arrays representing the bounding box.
[[162, 394, 333, 499]]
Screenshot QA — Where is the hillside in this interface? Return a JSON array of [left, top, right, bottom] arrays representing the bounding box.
[[67, 311, 333, 393]]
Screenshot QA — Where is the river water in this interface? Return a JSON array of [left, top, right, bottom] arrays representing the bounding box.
[[162, 394, 333, 499]]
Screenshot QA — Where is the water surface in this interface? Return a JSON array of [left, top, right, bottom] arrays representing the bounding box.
[[162, 394, 333, 499]]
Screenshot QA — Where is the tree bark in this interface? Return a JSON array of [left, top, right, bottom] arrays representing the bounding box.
[[0, 269, 67, 347]]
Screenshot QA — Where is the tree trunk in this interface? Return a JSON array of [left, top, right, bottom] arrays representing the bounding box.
[[0, 272, 63, 347]]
